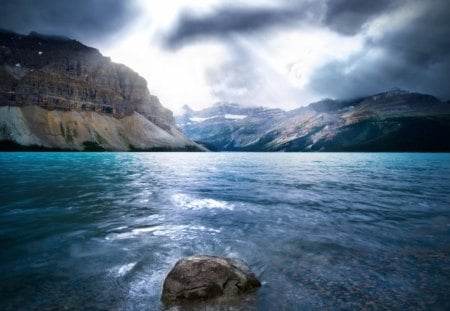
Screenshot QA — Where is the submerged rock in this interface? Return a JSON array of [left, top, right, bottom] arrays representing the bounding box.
[[161, 255, 261, 304]]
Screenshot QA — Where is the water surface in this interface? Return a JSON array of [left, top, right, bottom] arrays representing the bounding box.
[[0, 152, 449, 310]]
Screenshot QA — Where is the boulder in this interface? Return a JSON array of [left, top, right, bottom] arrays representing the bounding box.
[[161, 255, 261, 304]]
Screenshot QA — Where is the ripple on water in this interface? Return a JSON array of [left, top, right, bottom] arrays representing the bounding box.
[[1, 152, 450, 310]]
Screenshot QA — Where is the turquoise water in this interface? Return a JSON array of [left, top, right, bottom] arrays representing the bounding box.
[[0, 152, 449, 310]]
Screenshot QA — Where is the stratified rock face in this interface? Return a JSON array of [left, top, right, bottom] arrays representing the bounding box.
[[0, 30, 199, 151], [161, 255, 261, 305], [177, 90, 450, 151]]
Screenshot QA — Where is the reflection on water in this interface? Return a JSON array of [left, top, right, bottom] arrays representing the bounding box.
[[0, 152, 449, 310]]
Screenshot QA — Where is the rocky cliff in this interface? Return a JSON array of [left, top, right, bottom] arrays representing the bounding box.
[[0, 30, 200, 151], [177, 90, 450, 151]]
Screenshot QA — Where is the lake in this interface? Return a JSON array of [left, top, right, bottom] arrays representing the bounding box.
[[1, 152, 449, 310]]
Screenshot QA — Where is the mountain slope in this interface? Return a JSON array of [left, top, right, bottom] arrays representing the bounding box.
[[176, 90, 450, 151], [0, 30, 200, 151]]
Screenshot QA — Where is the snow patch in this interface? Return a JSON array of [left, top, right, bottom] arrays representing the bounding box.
[[190, 116, 216, 122], [225, 114, 247, 120], [4, 64, 28, 79], [190, 114, 246, 122]]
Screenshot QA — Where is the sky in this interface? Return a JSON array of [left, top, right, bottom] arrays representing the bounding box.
[[1, 0, 449, 113]]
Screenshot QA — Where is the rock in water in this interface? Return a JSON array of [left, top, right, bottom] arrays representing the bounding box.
[[161, 255, 261, 304]]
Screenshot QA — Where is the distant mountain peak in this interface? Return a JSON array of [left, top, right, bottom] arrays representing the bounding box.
[[181, 104, 194, 113]]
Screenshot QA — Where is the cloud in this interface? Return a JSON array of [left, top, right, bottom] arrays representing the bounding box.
[[163, 0, 401, 49], [309, 0, 450, 99], [159, 0, 450, 105], [0, 0, 139, 44], [163, 2, 324, 49], [206, 42, 310, 108], [323, 0, 400, 35], [206, 45, 268, 104], [165, 0, 450, 102]]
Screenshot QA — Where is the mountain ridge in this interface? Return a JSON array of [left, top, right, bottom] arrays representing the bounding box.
[[0, 30, 201, 151], [177, 90, 450, 151]]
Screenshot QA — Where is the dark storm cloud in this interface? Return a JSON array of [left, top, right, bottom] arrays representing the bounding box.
[[324, 0, 400, 35], [163, 0, 402, 48], [310, 0, 450, 100], [164, 2, 321, 49], [0, 0, 138, 43]]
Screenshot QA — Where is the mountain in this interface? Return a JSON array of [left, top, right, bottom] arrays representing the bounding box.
[[0, 30, 201, 151], [176, 90, 450, 151], [177, 103, 285, 151]]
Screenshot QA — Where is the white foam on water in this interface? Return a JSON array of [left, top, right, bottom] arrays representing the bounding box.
[[105, 224, 221, 241], [171, 193, 234, 211], [109, 261, 137, 277], [127, 269, 167, 306]]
